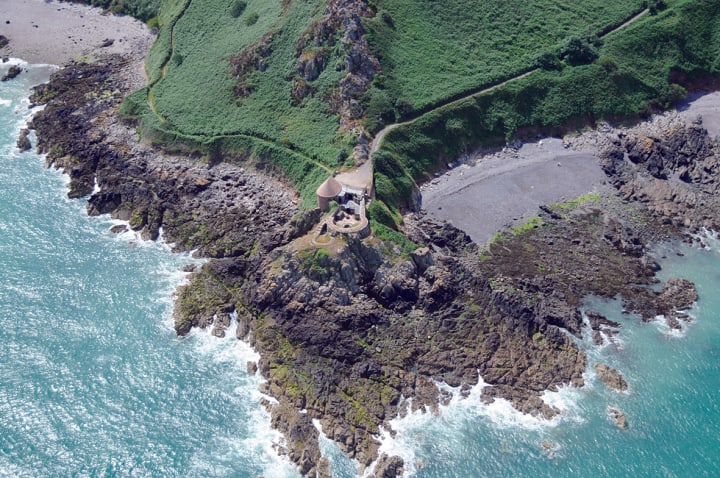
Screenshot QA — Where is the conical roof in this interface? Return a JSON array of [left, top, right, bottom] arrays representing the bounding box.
[[316, 176, 342, 198]]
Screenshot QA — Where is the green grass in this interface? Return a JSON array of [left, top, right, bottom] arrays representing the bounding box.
[[148, 0, 348, 167], [510, 216, 545, 235], [120, 0, 719, 216], [366, 0, 644, 114]]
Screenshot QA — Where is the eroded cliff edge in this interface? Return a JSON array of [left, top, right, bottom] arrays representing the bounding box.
[[26, 53, 713, 477]]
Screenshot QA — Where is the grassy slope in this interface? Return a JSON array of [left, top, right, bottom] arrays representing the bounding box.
[[374, 0, 720, 210], [150, 0, 349, 166], [367, 0, 642, 111]]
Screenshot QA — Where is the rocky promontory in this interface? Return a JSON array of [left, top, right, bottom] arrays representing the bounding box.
[[26, 49, 714, 477]]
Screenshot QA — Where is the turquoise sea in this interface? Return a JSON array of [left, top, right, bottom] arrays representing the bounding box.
[[2, 62, 719, 477]]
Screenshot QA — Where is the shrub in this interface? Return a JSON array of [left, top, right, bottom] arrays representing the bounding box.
[[230, 0, 247, 18], [245, 12, 259, 26], [598, 56, 618, 73], [534, 50, 560, 70]]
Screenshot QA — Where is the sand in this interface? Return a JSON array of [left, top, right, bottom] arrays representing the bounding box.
[[420, 139, 609, 244], [421, 92, 720, 245], [0, 0, 153, 66]]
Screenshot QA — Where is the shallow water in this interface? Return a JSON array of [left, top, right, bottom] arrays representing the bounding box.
[[2, 62, 720, 478]]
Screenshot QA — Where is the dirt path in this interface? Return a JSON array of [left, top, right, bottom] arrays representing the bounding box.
[[369, 8, 650, 157]]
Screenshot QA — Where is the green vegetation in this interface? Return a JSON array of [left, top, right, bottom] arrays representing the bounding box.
[[229, 0, 247, 17], [375, 0, 720, 209], [145, 0, 347, 164], [510, 216, 545, 236], [552, 192, 602, 211], [365, 0, 642, 114]]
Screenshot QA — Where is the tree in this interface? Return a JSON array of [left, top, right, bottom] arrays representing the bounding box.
[[561, 36, 599, 66], [534, 49, 560, 70]]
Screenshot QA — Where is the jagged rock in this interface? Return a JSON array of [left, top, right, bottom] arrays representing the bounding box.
[[1, 65, 21, 81], [658, 277, 697, 312], [372, 453, 404, 478], [603, 214, 643, 256], [595, 363, 628, 392], [608, 407, 628, 429], [410, 247, 433, 273], [247, 361, 258, 375], [0, 35, 9, 49], [16, 128, 31, 152], [600, 125, 720, 230]]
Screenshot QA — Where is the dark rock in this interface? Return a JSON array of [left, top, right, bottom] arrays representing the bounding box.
[[0, 35, 8, 49], [16, 128, 31, 152], [100, 38, 114, 47], [595, 363, 628, 392], [608, 407, 628, 429], [1, 65, 22, 81], [109, 224, 128, 234], [372, 453, 404, 478], [247, 361, 258, 375], [410, 246, 433, 273]]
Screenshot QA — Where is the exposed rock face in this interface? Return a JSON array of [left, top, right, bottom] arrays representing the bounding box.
[[230, 33, 275, 99], [595, 363, 628, 392], [601, 124, 720, 230], [295, 0, 381, 132]]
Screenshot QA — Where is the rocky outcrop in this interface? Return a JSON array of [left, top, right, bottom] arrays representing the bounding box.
[[230, 33, 275, 99], [585, 310, 621, 346], [600, 123, 720, 230], [594, 363, 628, 392], [16, 128, 31, 152], [294, 0, 381, 132], [1, 64, 21, 81], [372, 454, 404, 478], [608, 407, 628, 429], [30, 47, 715, 478]]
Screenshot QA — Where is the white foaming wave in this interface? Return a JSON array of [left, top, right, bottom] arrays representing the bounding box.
[[186, 319, 297, 476], [2, 58, 29, 68], [372, 373, 587, 477], [691, 227, 720, 250], [650, 312, 695, 338], [0, 98, 11, 107]]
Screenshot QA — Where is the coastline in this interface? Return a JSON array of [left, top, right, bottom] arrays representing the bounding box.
[[6, 3, 720, 476]]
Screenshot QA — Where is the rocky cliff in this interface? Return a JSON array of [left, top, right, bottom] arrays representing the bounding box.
[[25, 52, 711, 477]]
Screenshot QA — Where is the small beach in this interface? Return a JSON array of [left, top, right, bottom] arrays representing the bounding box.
[[1, 0, 152, 66], [421, 90, 720, 245]]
